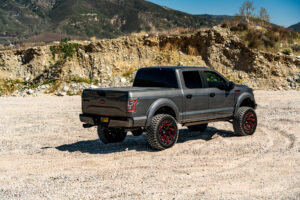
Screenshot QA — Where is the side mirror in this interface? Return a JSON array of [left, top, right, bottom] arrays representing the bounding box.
[[227, 81, 235, 90], [216, 82, 235, 90]]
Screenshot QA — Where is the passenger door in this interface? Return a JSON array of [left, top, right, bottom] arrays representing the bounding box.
[[181, 70, 210, 122], [203, 71, 235, 117]]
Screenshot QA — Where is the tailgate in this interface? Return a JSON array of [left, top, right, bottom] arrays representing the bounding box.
[[82, 89, 128, 117]]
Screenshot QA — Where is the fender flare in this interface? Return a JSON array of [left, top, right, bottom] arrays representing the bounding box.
[[234, 92, 255, 113], [145, 98, 180, 127]]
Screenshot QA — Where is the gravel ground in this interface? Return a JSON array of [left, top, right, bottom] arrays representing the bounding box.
[[0, 91, 299, 200]]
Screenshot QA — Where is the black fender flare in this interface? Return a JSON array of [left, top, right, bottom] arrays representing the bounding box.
[[234, 92, 255, 113], [145, 98, 180, 127]]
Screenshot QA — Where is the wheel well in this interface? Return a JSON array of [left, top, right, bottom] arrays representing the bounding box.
[[154, 106, 177, 120], [239, 98, 255, 109]]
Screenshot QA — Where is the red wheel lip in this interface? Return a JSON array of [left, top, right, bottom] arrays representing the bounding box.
[[243, 112, 257, 134], [159, 120, 177, 146]]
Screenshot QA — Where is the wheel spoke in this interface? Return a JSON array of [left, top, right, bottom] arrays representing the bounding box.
[[159, 120, 176, 145], [244, 112, 256, 134]]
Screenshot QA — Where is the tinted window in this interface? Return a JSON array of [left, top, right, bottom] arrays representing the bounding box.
[[133, 68, 178, 88], [183, 71, 202, 89], [204, 71, 226, 88]]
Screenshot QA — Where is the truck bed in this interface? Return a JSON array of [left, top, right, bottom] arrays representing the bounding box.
[[81, 87, 172, 117]]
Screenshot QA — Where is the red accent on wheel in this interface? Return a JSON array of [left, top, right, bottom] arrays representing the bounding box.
[[159, 120, 176, 145], [243, 113, 256, 134]]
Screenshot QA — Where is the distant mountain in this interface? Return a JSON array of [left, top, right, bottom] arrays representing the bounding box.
[[289, 22, 300, 31], [0, 0, 220, 44]]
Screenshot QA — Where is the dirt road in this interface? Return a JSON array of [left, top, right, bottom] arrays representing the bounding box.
[[0, 91, 299, 199]]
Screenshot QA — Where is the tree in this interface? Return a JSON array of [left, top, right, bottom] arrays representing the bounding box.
[[259, 7, 270, 23], [239, 1, 255, 22]]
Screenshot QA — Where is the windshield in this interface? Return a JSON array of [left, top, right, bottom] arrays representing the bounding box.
[[133, 68, 178, 88]]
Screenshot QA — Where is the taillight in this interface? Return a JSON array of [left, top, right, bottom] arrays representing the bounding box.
[[128, 99, 138, 112]]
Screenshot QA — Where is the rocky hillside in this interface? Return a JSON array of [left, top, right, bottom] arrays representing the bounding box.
[[0, 0, 220, 44], [0, 27, 300, 96]]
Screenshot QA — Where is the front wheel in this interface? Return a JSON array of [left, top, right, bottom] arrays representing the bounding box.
[[97, 127, 127, 144], [146, 114, 179, 150], [233, 107, 257, 136]]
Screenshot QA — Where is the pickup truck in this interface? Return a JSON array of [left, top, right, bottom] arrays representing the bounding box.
[[80, 66, 257, 150]]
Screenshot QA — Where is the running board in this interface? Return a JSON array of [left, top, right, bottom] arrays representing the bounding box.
[[182, 117, 232, 127]]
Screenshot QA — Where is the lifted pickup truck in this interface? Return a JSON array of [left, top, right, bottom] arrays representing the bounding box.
[[80, 66, 257, 150]]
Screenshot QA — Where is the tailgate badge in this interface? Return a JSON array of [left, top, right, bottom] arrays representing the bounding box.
[[100, 99, 105, 104]]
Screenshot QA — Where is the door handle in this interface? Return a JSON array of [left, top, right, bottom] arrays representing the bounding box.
[[186, 94, 193, 99], [209, 93, 215, 97]]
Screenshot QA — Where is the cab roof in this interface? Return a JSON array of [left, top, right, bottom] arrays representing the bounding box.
[[142, 66, 211, 71]]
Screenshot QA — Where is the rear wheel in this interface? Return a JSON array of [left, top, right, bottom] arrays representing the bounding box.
[[97, 127, 127, 144], [146, 114, 179, 150], [233, 107, 257, 136], [187, 123, 208, 132]]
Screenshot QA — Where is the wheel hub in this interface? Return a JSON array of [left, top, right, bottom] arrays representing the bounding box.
[[159, 121, 176, 145]]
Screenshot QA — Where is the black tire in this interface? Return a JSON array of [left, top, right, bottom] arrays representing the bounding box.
[[146, 114, 179, 150], [132, 129, 143, 136], [233, 107, 257, 136], [187, 123, 208, 132], [97, 127, 127, 144]]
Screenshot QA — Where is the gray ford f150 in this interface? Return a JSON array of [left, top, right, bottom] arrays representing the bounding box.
[[80, 66, 257, 150]]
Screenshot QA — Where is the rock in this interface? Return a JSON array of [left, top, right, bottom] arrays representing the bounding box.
[[62, 86, 69, 92], [56, 91, 66, 96], [90, 84, 98, 89], [290, 82, 296, 88], [287, 77, 294, 83], [121, 77, 127, 83], [27, 89, 34, 95], [178, 62, 184, 66]]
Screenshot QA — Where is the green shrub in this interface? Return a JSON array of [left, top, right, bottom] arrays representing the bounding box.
[[230, 22, 249, 32], [70, 77, 93, 84], [50, 37, 78, 62], [281, 48, 292, 55], [246, 29, 263, 48]]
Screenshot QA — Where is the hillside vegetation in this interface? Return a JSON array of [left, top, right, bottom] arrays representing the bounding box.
[[221, 20, 300, 56]]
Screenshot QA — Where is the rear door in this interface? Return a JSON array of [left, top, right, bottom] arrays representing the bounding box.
[[202, 71, 235, 117], [180, 70, 210, 122]]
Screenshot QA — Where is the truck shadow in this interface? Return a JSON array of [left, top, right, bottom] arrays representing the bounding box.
[[55, 127, 236, 154]]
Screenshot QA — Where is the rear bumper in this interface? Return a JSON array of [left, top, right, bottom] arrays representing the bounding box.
[[79, 114, 133, 128]]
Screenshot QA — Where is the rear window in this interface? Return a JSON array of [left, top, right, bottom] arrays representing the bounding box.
[[183, 71, 203, 89], [133, 68, 178, 88]]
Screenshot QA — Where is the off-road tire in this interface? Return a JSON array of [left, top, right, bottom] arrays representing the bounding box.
[[187, 123, 208, 132], [97, 127, 127, 144], [146, 114, 179, 150], [233, 107, 257, 136]]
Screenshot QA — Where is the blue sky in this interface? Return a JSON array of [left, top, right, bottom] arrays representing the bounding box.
[[147, 0, 300, 27]]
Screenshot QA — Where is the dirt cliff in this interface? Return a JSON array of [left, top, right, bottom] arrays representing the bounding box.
[[0, 27, 299, 96]]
